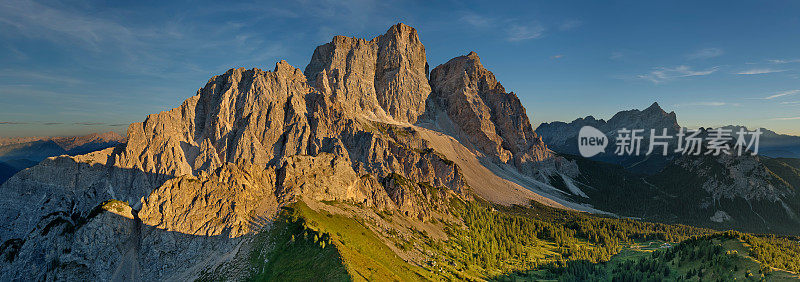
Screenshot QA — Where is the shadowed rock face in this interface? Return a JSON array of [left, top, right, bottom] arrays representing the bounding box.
[[428, 52, 554, 171]]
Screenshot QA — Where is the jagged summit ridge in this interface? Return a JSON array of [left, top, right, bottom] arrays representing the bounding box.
[[304, 23, 431, 124], [428, 51, 555, 174], [0, 23, 589, 281]]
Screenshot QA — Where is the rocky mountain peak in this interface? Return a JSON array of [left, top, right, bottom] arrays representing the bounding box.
[[304, 23, 430, 124], [0, 24, 591, 280], [606, 102, 680, 133], [645, 101, 662, 111], [430, 51, 504, 94], [383, 22, 421, 44], [428, 52, 555, 175]]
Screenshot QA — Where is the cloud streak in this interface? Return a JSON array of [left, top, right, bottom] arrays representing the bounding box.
[[458, 12, 548, 42], [507, 23, 545, 41], [0, 69, 84, 85], [638, 65, 718, 83], [769, 59, 800, 64], [559, 19, 582, 31], [460, 12, 492, 28], [770, 117, 800, 121], [736, 68, 787, 75], [763, 90, 799, 99], [687, 48, 723, 60], [674, 102, 736, 107]]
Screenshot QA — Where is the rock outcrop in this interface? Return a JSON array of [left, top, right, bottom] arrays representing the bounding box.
[[427, 52, 573, 180], [0, 23, 585, 280], [305, 23, 431, 124]]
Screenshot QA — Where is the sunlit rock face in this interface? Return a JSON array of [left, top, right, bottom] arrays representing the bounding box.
[[305, 23, 431, 124], [427, 51, 576, 181], [0, 23, 583, 280]]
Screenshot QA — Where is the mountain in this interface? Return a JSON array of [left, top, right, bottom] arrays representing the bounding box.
[[535, 102, 680, 174], [0, 132, 124, 184], [720, 125, 800, 158], [0, 23, 586, 280], [0, 24, 798, 280], [536, 105, 800, 235], [536, 104, 800, 168], [304, 23, 431, 124], [51, 131, 126, 155], [426, 52, 556, 175]]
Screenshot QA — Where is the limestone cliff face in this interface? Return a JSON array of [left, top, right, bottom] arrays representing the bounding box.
[[116, 62, 316, 180], [305, 23, 431, 124], [139, 163, 279, 238], [428, 52, 559, 176], [0, 23, 572, 280]]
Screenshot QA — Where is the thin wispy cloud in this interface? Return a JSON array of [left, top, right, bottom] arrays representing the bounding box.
[[460, 12, 492, 28], [637, 65, 719, 84], [781, 101, 800, 105], [0, 0, 288, 75], [559, 19, 582, 31], [4, 44, 28, 60], [763, 90, 799, 99], [770, 117, 800, 121], [507, 23, 545, 41], [674, 102, 737, 107], [459, 12, 575, 42], [458, 13, 545, 41], [0, 121, 114, 126], [0, 0, 133, 50], [0, 70, 84, 85], [769, 59, 800, 64], [736, 68, 788, 75], [687, 48, 723, 60]]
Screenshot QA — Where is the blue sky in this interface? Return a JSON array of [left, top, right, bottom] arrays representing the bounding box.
[[1, 0, 799, 137]]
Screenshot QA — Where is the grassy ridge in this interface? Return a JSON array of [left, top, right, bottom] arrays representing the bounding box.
[[244, 205, 351, 281], [289, 201, 434, 281]]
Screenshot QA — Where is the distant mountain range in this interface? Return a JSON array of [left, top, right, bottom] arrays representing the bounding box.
[[720, 125, 800, 158], [0, 23, 797, 280], [535, 102, 680, 174], [536, 102, 800, 171], [0, 132, 124, 184], [535, 104, 800, 235]]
